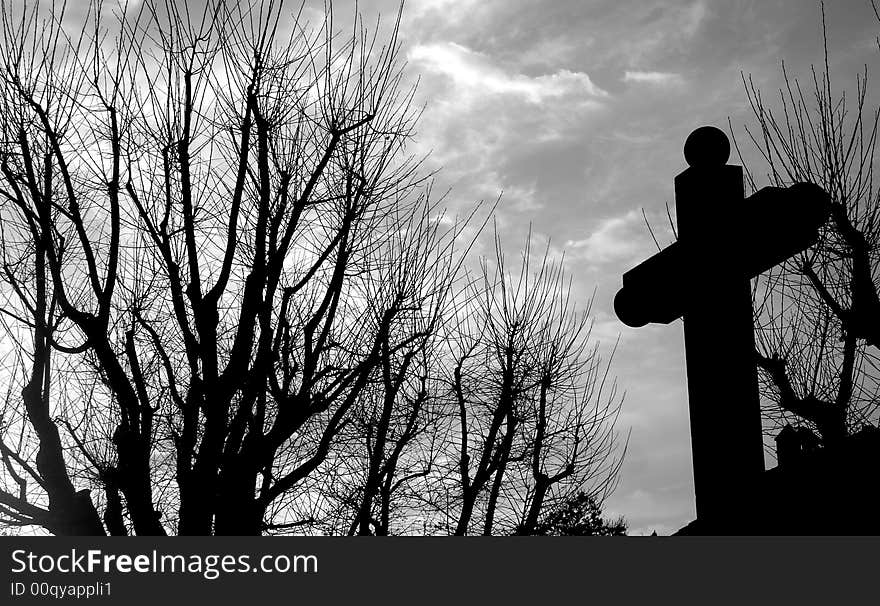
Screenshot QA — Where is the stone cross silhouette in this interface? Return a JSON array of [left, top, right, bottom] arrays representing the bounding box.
[[614, 126, 830, 527]]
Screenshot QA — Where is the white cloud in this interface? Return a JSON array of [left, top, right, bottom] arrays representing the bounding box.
[[404, 39, 609, 203], [498, 182, 542, 212], [566, 210, 647, 264], [408, 0, 481, 17], [408, 42, 608, 104], [623, 70, 683, 86], [683, 0, 709, 38]]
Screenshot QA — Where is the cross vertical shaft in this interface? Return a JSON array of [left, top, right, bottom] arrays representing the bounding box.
[[674, 144, 765, 526], [614, 126, 831, 533]]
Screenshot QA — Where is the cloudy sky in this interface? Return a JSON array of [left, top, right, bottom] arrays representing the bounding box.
[[352, 0, 878, 535], [56, 0, 880, 534]]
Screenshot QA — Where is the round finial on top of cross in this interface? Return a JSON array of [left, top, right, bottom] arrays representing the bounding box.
[[683, 126, 730, 167]]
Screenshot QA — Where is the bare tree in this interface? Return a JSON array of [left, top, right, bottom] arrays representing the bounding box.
[[734, 4, 880, 450], [445, 231, 624, 536], [0, 0, 438, 535], [0, 0, 625, 536], [267, 228, 626, 537]]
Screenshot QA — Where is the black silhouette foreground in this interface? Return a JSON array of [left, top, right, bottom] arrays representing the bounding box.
[[615, 126, 879, 534], [0, 1, 625, 536]]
